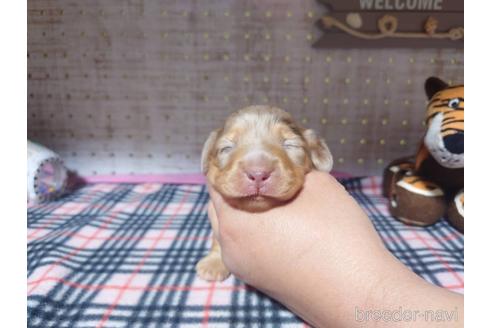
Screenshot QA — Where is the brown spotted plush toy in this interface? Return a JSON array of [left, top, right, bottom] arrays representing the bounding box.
[[383, 77, 464, 233]]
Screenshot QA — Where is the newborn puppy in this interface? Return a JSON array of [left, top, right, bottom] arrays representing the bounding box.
[[196, 105, 333, 281]]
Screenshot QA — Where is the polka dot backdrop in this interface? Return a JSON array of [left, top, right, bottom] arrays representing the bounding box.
[[27, 0, 463, 176]]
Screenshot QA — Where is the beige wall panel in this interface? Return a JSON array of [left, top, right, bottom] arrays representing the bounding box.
[[27, 0, 463, 176]]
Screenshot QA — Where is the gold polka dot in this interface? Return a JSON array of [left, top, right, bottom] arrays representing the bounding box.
[[346, 56, 352, 63], [263, 76, 269, 83], [338, 158, 345, 164], [386, 78, 391, 84], [301, 118, 308, 124], [160, 32, 168, 38], [303, 97, 309, 104], [307, 11, 314, 18], [384, 99, 390, 105], [223, 32, 230, 40], [381, 118, 388, 125], [407, 79, 412, 85], [244, 54, 250, 61], [244, 11, 251, 17], [224, 76, 230, 81], [263, 97, 269, 103], [283, 77, 289, 84], [340, 138, 346, 144], [304, 76, 310, 84], [325, 56, 332, 63], [263, 54, 271, 62], [182, 11, 188, 17], [451, 58, 456, 64], [379, 139, 385, 145], [305, 56, 311, 62], [404, 99, 410, 105], [363, 99, 369, 105], [264, 33, 271, 40], [203, 33, 209, 39], [243, 76, 250, 82], [203, 10, 209, 17], [265, 11, 272, 18], [222, 54, 229, 61], [367, 57, 373, 63], [244, 33, 250, 39], [401, 120, 408, 126], [377, 158, 384, 164], [341, 118, 348, 125], [360, 138, 366, 144], [286, 11, 292, 18], [324, 77, 330, 84], [224, 11, 230, 17], [321, 118, 327, 124], [285, 34, 292, 40], [323, 98, 329, 104], [448, 79, 453, 85], [388, 57, 394, 64], [409, 57, 415, 63], [306, 33, 313, 41], [365, 78, 371, 84], [284, 55, 290, 62], [160, 10, 167, 16], [224, 96, 229, 102], [203, 54, 209, 61], [343, 98, 349, 105], [400, 139, 407, 145], [345, 78, 351, 84], [283, 97, 288, 104], [361, 118, 368, 125], [357, 158, 364, 164], [430, 58, 436, 64]]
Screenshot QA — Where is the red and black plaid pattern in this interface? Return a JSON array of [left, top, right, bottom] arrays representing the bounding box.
[[28, 177, 464, 327]]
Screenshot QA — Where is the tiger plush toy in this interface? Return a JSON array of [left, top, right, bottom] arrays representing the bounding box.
[[383, 77, 464, 233]]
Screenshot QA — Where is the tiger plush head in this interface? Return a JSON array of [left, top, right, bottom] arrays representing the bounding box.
[[423, 77, 464, 169]]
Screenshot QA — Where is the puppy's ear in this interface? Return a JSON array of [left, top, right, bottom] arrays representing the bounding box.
[[303, 129, 333, 172], [201, 129, 220, 174]]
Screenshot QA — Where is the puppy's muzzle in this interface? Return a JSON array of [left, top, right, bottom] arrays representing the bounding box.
[[239, 152, 277, 195]]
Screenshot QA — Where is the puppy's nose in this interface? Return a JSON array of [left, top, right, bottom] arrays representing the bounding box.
[[246, 170, 272, 183]]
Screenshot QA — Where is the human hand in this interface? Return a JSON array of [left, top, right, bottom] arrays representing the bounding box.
[[207, 171, 463, 327]]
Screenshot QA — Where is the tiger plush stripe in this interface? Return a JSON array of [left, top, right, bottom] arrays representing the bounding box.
[[383, 77, 464, 232]]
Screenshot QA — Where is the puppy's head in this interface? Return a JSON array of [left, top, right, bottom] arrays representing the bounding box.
[[202, 106, 333, 211]]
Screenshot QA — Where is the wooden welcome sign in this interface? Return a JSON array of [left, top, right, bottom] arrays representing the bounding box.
[[314, 0, 464, 48]]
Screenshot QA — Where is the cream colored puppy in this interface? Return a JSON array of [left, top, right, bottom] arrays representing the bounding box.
[[196, 105, 333, 281]]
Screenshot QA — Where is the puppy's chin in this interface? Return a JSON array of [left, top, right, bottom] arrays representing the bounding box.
[[212, 180, 304, 212], [225, 196, 285, 212]]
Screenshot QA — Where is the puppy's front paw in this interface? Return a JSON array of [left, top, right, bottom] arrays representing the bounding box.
[[196, 254, 230, 281]]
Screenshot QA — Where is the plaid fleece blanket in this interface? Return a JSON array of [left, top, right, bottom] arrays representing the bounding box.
[[27, 177, 464, 327]]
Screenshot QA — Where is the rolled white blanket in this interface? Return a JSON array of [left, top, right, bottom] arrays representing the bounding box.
[[27, 140, 68, 203]]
